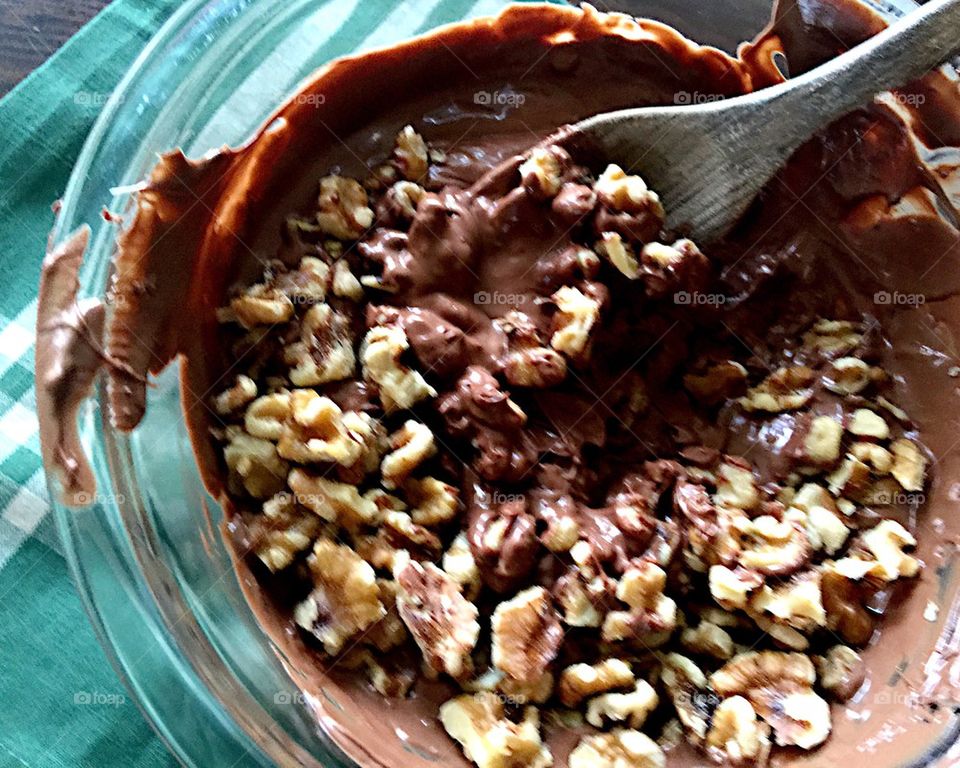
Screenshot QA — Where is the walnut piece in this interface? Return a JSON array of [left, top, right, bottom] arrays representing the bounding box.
[[704, 696, 770, 766], [585, 680, 659, 729], [550, 286, 601, 359], [558, 659, 634, 707], [405, 476, 459, 526], [317, 174, 374, 239], [395, 559, 479, 678], [213, 375, 257, 415], [890, 438, 926, 492], [277, 389, 381, 470], [683, 361, 748, 406], [294, 539, 385, 655], [492, 587, 564, 685], [710, 651, 831, 750], [253, 491, 322, 571], [440, 694, 553, 768], [681, 620, 735, 660], [223, 427, 288, 499], [361, 325, 437, 412], [602, 561, 677, 645], [596, 232, 639, 279], [381, 420, 436, 489], [569, 730, 665, 768], [284, 303, 356, 386], [519, 147, 565, 197], [288, 467, 379, 529], [393, 125, 429, 182], [834, 519, 920, 581], [738, 366, 815, 413], [594, 164, 659, 214]]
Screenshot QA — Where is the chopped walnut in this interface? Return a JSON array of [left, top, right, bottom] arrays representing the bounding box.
[[519, 146, 565, 197], [594, 164, 659, 214], [890, 438, 926, 492], [848, 408, 889, 439], [710, 652, 830, 750], [815, 645, 865, 701], [440, 694, 553, 768], [252, 491, 322, 571], [683, 361, 748, 406], [850, 441, 893, 473], [570, 730, 665, 768], [361, 325, 437, 412], [748, 571, 826, 632], [223, 427, 289, 499], [364, 578, 408, 652], [734, 515, 811, 576], [715, 459, 759, 511], [660, 653, 711, 740], [213, 375, 257, 415], [586, 680, 659, 729], [801, 415, 843, 467], [382, 510, 443, 561], [558, 659, 634, 707], [331, 259, 364, 301], [277, 389, 380, 470], [681, 620, 735, 660], [228, 286, 295, 329], [709, 565, 763, 610], [550, 286, 601, 360], [825, 454, 871, 497], [405, 476, 459, 525], [835, 519, 920, 581], [381, 420, 436, 489], [704, 696, 770, 766], [497, 311, 568, 388], [823, 357, 873, 395], [395, 559, 479, 678], [738, 366, 815, 413], [443, 532, 481, 598], [317, 174, 374, 239], [244, 391, 291, 440], [288, 467, 379, 529], [596, 232, 639, 279], [787, 484, 850, 555], [492, 587, 564, 685], [602, 561, 678, 645], [294, 539, 385, 655], [393, 125, 429, 182], [284, 303, 356, 386], [802, 319, 861, 358]]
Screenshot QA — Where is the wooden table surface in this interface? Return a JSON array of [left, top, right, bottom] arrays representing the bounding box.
[[0, 0, 112, 96]]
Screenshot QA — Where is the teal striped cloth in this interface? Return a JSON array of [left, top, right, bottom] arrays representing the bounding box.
[[0, 0, 510, 765], [0, 3, 182, 764]]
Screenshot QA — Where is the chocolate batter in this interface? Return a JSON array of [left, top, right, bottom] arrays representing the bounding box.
[[35, 1, 960, 766]]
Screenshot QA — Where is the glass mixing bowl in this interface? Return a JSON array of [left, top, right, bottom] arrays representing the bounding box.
[[47, 0, 959, 766]]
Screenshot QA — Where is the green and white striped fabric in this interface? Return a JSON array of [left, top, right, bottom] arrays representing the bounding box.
[[0, 0, 501, 764]]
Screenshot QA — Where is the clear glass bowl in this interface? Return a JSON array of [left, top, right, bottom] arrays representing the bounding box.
[[47, 0, 959, 766]]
